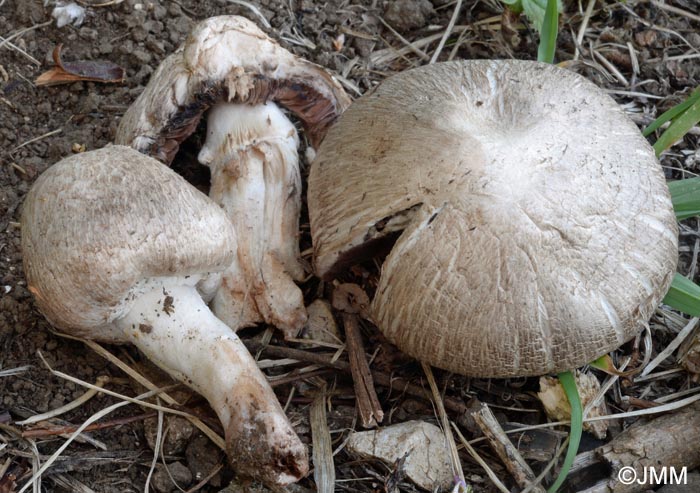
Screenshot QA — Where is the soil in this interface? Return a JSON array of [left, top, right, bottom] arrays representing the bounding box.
[[1, 0, 699, 492]]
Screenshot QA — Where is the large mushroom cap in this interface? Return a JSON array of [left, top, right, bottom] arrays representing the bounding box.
[[115, 15, 351, 164], [309, 60, 679, 377], [21, 145, 236, 340]]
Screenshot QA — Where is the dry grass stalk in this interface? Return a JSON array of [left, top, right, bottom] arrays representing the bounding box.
[[57, 333, 226, 451], [650, 0, 700, 23], [0, 20, 51, 55], [224, 0, 271, 28], [311, 385, 335, 493], [0, 366, 31, 377], [17, 376, 110, 425], [422, 362, 465, 485], [640, 317, 698, 377], [429, 0, 463, 64], [9, 129, 62, 155], [574, 0, 598, 60], [452, 423, 509, 493], [51, 473, 96, 493], [17, 383, 170, 493], [144, 398, 164, 493]]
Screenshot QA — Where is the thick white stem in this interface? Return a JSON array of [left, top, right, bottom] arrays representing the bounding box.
[[199, 102, 307, 338], [117, 282, 308, 485]]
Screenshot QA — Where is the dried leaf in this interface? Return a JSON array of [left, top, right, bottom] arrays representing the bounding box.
[[36, 45, 125, 86], [331, 283, 370, 316]]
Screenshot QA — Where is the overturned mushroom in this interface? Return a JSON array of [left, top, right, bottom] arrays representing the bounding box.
[[22, 146, 308, 485], [116, 15, 351, 337], [308, 60, 678, 377]]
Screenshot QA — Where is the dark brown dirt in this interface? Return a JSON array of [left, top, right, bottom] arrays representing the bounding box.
[[1, 0, 699, 492]]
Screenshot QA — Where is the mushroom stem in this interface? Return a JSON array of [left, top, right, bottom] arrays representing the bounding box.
[[117, 281, 308, 485], [199, 102, 306, 338]]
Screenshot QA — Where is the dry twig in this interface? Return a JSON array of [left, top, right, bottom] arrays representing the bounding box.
[[343, 313, 383, 428], [473, 403, 545, 493], [311, 385, 335, 493]]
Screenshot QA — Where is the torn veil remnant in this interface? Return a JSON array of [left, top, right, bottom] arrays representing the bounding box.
[[308, 60, 679, 378], [22, 146, 308, 486], [116, 15, 351, 338]]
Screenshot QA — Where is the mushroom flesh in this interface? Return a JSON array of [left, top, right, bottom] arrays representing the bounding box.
[[308, 60, 679, 378], [116, 15, 351, 337], [22, 146, 308, 485]]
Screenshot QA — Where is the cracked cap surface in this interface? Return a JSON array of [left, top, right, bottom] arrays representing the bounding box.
[[309, 60, 678, 377]]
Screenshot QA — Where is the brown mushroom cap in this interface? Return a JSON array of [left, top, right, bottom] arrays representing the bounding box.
[[308, 60, 678, 377], [21, 145, 236, 340], [115, 15, 351, 164]]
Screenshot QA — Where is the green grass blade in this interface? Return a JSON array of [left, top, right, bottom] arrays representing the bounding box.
[[501, 0, 523, 8], [547, 371, 582, 493], [663, 273, 700, 317], [643, 88, 700, 137], [669, 177, 700, 220], [537, 0, 559, 63], [675, 209, 700, 221], [653, 94, 700, 156]]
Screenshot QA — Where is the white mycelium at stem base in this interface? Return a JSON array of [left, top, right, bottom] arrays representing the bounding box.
[[118, 280, 307, 485], [198, 102, 306, 338]]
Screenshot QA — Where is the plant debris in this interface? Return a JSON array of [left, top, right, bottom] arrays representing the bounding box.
[[35, 45, 124, 87]]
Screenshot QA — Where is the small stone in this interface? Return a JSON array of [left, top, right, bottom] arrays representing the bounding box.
[[131, 49, 152, 65], [98, 41, 113, 55], [688, 33, 700, 49], [353, 37, 376, 58], [538, 370, 608, 439], [79, 92, 101, 114], [132, 27, 148, 42], [635, 30, 658, 47], [186, 435, 223, 487], [152, 4, 167, 20], [218, 480, 313, 492], [144, 415, 196, 455], [300, 300, 340, 346], [151, 462, 192, 493], [384, 0, 433, 32], [79, 28, 98, 41], [346, 420, 453, 490]]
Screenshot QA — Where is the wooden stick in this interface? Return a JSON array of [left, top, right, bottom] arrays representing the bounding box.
[[244, 340, 469, 414], [343, 313, 384, 427], [473, 404, 546, 493], [577, 401, 700, 493], [310, 385, 335, 493]]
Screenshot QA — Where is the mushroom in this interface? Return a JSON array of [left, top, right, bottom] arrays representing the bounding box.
[[22, 146, 308, 485], [116, 15, 351, 337], [308, 60, 679, 378]]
